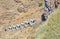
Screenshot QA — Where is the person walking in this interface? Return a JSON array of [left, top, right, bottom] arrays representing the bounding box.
[[44, 0, 51, 12]]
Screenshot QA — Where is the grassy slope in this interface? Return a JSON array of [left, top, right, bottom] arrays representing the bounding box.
[[34, 6, 60, 39]]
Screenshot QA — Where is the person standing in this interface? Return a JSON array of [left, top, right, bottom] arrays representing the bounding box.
[[44, 0, 51, 12]]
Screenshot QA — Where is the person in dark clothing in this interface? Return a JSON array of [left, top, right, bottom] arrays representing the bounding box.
[[44, 0, 51, 12], [44, 0, 49, 8], [41, 13, 46, 21]]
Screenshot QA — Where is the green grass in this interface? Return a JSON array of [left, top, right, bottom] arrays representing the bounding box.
[[33, 6, 60, 39], [38, 2, 42, 7]]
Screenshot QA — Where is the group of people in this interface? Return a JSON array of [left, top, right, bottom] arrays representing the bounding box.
[[5, 19, 35, 31], [41, 0, 60, 21]]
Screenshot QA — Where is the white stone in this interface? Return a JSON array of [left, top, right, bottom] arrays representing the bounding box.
[[7, 26, 12, 31], [29, 19, 35, 25], [24, 21, 29, 26], [20, 23, 25, 29], [16, 24, 21, 29], [12, 26, 16, 30]]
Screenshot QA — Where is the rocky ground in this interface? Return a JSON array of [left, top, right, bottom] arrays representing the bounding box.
[[0, 0, 60, 39], [0, 0, 43, 39]]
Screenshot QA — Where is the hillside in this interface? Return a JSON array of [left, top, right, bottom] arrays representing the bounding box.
[[0, 0, 43, 39], [0, 0, 60, 39], [34, 6, 60, 39]]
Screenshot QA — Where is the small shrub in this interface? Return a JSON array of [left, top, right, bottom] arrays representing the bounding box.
[[38, 2, 42, 7]]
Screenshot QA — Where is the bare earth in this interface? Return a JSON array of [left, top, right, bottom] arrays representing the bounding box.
[[0, 0, 43, 39]]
